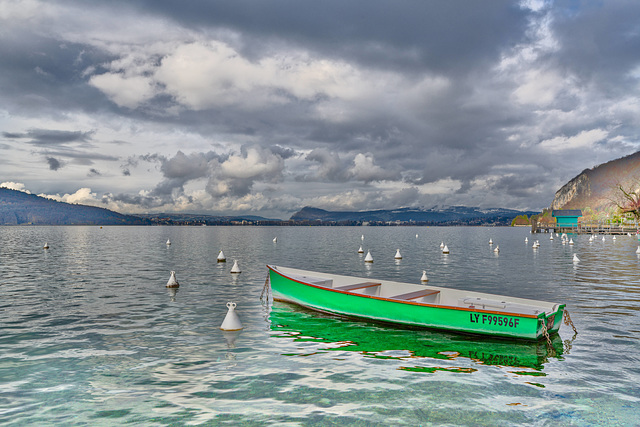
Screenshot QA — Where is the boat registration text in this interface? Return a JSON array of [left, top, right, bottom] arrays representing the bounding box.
[[469, 313, 520, 328]]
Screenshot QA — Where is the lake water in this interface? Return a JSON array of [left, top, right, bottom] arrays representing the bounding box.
[[1, 225, 639, 425]]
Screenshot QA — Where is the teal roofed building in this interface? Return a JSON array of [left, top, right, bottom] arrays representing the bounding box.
[[552, 209, 583, 228]]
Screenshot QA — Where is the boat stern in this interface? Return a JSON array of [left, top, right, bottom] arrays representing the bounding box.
[[538, 304, 566, 337]]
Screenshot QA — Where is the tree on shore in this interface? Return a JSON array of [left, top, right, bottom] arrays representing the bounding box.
[[510, 215, 530, 226], [530, 209, 554, 225], [612, 181, 640, 223]]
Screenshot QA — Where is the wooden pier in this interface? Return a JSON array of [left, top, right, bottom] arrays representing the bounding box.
[[532, 222, 639, 235]]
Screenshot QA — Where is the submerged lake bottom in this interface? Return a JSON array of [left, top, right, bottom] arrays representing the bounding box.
[[1, 225, 639, 425]]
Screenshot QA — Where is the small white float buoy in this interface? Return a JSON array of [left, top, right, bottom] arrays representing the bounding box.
[[613, 236, 616, 241], [273, 237, 277, 243], [230, 260, 241, 274], [550, 234, 554, 240], [43, 242, 49, 249], [636, 246, 640, 254], [364, 251, 373, 262], [573, 254, 580, 263], [440, 241, 445, 249], [416, 234, 419, 238], [166, 271, 179, 288], [394, 249, 402, 259], [489, 239, 493, 245], [166, 239, 171, 245], [220, 302, 243, 331], [493, 245, 500, 253], [602, 236, 606, 242], [442, 245, 449, 254], [569, 238, 574, 245], [421, 270, 429, 282], [525, 237, 528, 243], [361, 234, 364, 241], [589, 235, 594, 242], [357, 245, 364, 254], [217, 250, 226, 262]]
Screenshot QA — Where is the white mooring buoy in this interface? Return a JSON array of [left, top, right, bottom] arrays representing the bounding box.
[[230, 260, 241, 274], [357, 245, 364, 254], [442, 245, 450, 254], [421, 270, 429, 282], [569, 238, 574, 245], [166, 239, 171, 245], [273, 237, 277, 243], [220, 302, 243, 331], [494, 245, 500, 253], [166, 271, 179, 288], [573, 254, 580, 263], [394, 249, 402, 259], [636, 246, 640, 254], [361, 234, 364, 241], [43, 242, 49, 250], [525, 237, 528, 243], [217, 250, 226, 262], [440, 241, 445, 249], [364, 251, 373, 262], [489, 239, 493, 245]]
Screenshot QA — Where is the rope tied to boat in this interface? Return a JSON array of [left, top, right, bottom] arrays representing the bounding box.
[[541, 321, 555, 356], [563, 309, 578, 335], [260, 273, 271, 305]]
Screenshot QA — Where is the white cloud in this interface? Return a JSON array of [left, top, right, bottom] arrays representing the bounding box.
[[512, 68, 569, 107], [538, 128, 608, 152], [41, 187, 98, 205], [87, 39, 450, 117], [349, 153, 395, 183], [89, 73, 156, 109], [219, 146, 283, 181], [1, 181, 30, 193], [150, 41, 372, 110]]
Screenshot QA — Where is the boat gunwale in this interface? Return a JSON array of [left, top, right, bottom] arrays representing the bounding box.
[[267, 265, 555, 320]]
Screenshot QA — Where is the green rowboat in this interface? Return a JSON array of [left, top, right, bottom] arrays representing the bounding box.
[[267, 265, 566, 340]]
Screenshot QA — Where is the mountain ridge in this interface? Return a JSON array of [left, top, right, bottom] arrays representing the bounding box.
[[290, 206, 538, 225], [1, 187, 538, 226], [0, 188, 150, 225]]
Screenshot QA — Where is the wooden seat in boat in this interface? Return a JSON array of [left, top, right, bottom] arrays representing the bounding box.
[[390, 289, 440, 301], [334, 282, 382, 291]]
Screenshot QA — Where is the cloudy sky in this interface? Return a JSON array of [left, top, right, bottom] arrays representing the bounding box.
[[1, 0, 639, 219]]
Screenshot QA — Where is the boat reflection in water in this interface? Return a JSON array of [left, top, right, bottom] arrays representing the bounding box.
[[269, 302, 564, 372]]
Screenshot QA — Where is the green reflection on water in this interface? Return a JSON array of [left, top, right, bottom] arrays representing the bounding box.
[[269, 302, 563, 371]]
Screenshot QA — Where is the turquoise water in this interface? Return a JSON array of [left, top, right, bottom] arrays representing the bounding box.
[[1, 226, 639, 425]]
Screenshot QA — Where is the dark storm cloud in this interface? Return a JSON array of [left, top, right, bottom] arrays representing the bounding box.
[[40, 148, 119, 162], [0, 30, 116, 116], [3, 129, 94, 145], [115, 0, 528, 73], [106, 192, 166, 209], [550, 1, 640, 96], [46, 156, 63, 171], [269, 145, 298, 160]]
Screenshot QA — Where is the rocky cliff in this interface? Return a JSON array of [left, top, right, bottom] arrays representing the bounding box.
[[551, 151, 640, 211], [0, 188, 150, 225]]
